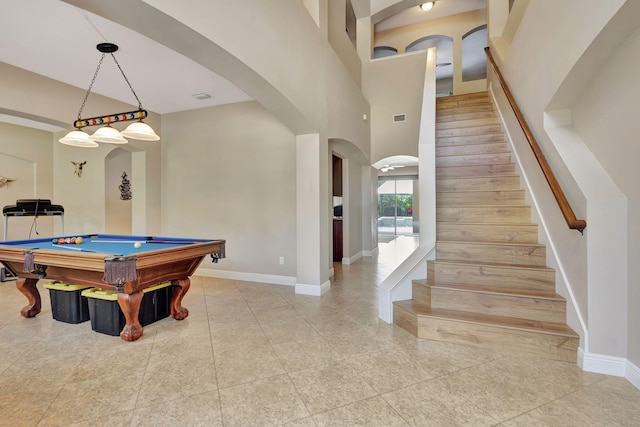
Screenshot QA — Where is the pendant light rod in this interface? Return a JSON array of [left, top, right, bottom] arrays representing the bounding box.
[[75, 43, 144, 124], [73, 109, 148, 129]]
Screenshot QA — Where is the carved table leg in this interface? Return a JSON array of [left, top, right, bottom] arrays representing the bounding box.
[[117, 290, 144, 341], [16, 277, 41, 318], [170, 278, 190, 320]]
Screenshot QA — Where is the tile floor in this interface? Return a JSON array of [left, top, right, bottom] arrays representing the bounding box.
[[0, 236, 639, 426]]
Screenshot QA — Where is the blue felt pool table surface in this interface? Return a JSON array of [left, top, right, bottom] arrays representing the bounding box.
[[1, 234, 210, 256]]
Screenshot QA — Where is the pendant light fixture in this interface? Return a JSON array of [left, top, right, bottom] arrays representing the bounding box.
[[420, 2, 435, 11], [59, 43, 159, 148]]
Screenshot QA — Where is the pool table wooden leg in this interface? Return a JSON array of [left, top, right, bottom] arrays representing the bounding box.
[[170, 278, 190, 320], [16, 277, 41, 318], [117, 290, 144, 341]]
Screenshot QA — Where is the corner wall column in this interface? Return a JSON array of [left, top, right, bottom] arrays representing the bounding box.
[[296, 133, 331, 296]]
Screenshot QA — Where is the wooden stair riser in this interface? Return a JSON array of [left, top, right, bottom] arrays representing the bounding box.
[[428, 286, 568, 324], [436, 163, 515, 178], [437, 111, 496, 123], [436, 152, 512, 168], [393, 302, 580, 363], [436, 93, 490, 109], [436, 124, 503, 138], [436, 222, 539, 243], [414, 314, 578, 362], [436, 241, 546, 266], [436, 104, 494, 117], [427, 261, 556, 292], [437, 206, 531, 223], [437, 142, 508, 156], [437, 133, 505, 146], [436, 117, 499, 130], [437, 190, 525, 206], [437, 176, 520, 192]]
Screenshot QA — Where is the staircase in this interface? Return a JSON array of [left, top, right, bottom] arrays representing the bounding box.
[[393, 92, 579, 362]]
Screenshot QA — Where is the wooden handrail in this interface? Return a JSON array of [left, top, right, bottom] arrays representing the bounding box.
[[484, 47, 586, 233]]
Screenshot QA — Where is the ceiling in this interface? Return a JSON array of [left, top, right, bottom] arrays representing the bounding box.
[[0, 0, 485, 134], [0, 0, 252, 121]]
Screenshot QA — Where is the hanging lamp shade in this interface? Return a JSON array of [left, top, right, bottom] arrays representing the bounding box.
[[121, 121, 160, 141], [59, 130, 99, 148], [90, 124, 128, 144], [421, 2, 434, 11]]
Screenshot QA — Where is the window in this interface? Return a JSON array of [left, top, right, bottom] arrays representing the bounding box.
[[377, 179, 414, 235]]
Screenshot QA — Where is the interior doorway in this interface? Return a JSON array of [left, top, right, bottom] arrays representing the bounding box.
[[377, 178, 414, 236]]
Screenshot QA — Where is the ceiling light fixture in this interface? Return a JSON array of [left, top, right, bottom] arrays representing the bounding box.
[[420, 2, 435, 11], [59, 43, 159, 148]]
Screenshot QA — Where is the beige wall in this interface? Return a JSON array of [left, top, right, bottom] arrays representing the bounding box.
[[365, 52, 426, 164], [161, 102, 297, 279], [571, 20, 640, 367], [0, 122, 55, 240], [488, 0, 638, 369], [373, 9, 487, 95], [328, 0, 363, 86], [105, 148, 132, 235], [0, 62, 162, 236]]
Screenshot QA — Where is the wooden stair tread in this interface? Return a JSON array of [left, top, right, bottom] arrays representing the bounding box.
[[437, 189, 523, 194], [437, 239, 545, 249], [437, 173, 519, 178], [430, 258, 554, 272], [436, 151, 511, 158], [437, 204, 528, 208], [419, 279, 564, 300], [394, 301, 578, 338], [436, 221, 535, 226]]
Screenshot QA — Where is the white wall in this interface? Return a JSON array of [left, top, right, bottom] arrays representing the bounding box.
[[161, 102, 297, 280]]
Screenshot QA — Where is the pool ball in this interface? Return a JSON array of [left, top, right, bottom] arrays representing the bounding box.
[[134, 242, 142, 249], [75, 236, 83, 244], [58, 238, 65, 244], [52, 239, 58, 244], [70, 237, 76, 244]]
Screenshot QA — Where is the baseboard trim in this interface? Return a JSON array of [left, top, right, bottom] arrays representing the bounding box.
[[342, 251, 363, 265], [580, 349, 640, 390], [295, 280, 331, 296], [363, 246, 379, 257], [196, 268, 296, 286], [626, 358, 640, 390]]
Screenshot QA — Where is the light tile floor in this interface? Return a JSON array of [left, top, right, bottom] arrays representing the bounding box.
[[0, 236, 639, 426]]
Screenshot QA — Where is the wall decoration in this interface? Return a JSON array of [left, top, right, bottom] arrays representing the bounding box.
[[71, 161, 86, 177], [119, 172, 132, 200], [0, 177, 15, 188]]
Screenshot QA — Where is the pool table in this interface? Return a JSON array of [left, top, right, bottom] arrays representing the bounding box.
[[0, 234, 225, 341]]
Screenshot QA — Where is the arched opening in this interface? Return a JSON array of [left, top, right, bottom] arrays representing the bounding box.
[[373, 46, 398, 59], [462, 25, 487, 82], [406, 35, 454, 95], [105, 148, 132, 234]]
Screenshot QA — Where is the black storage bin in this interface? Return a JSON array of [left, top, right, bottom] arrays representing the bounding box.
[[43, 282, 91, 324], [139, 282, 173, 326], [81, 288, 125, 336]]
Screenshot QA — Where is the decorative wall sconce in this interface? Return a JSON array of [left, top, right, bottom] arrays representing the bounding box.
[[59, 43, 159, 148]]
